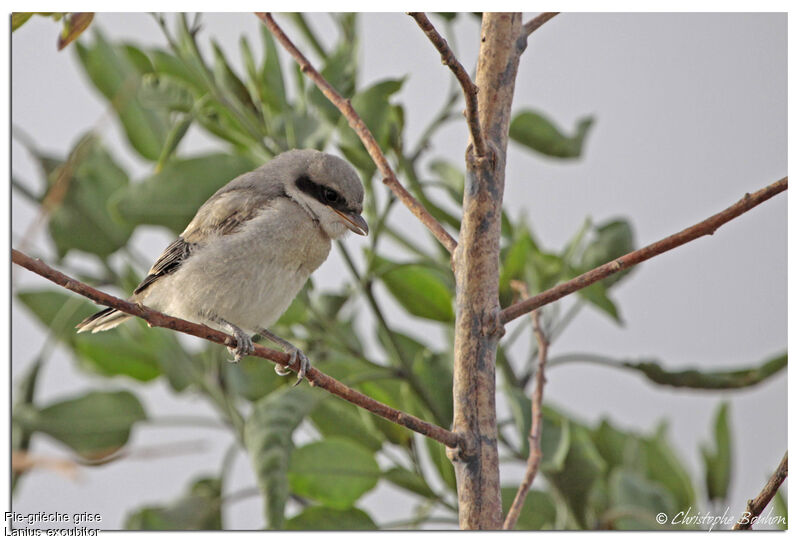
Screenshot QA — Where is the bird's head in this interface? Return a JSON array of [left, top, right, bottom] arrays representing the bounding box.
[[277, 150, 368, 239]]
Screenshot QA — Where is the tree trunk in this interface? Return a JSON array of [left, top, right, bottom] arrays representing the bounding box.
[[450, 12, 524, 530]]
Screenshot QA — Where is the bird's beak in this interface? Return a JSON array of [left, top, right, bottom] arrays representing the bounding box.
[[334, 209, 369, 236]]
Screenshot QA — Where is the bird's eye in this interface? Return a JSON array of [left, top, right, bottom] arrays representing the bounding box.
[[324, 188, 339, 203]]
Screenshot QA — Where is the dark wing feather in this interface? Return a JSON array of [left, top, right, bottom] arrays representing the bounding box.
[[133, 237, 195, 295]]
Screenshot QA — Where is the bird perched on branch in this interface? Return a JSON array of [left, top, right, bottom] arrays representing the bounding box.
[[76, 149, 368, 383]]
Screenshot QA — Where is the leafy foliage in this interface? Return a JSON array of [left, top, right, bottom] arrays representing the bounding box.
[[510, 110, 593, 158], [13, 390, 146, 461], [701, 402, 732, 502], [11, 12, 785, 531], [244, 387, 320, 528], [125, 478, 222, 530]]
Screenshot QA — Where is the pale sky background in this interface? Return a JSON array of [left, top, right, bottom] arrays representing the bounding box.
[[9, 12, 788, 530]]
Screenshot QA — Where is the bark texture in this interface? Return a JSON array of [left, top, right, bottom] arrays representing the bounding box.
[[450, 13, 524, 529]]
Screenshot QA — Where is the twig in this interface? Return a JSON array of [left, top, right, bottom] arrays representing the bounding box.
[[503, 281, 549, 530], [407, 12, 487, 158], [500, 176, 788, 325], [523, 12, 559, 36], [733, 452, 788, 530], [11, 248, 460, 449], [255, 12, 458, 254]]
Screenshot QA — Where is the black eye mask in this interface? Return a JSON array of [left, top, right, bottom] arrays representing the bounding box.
[[295, 175, 351, 212]]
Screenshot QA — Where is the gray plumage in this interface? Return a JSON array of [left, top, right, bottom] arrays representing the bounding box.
[[77, 149, 367, 379]]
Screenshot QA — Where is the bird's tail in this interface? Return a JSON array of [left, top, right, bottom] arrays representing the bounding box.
[[76, 307, 132, 333]]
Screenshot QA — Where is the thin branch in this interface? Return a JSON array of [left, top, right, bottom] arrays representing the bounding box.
[[523, 12, 559, 36], [733, 452, 788, 530], [407, 12, 487, 158], [503, 281, 549, 530], [11, 248, 460, 449], [255, 12, 457, 254], [500, 176, 788, 325]]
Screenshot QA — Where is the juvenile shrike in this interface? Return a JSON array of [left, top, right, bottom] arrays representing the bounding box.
[[77, 149, 368, 382]]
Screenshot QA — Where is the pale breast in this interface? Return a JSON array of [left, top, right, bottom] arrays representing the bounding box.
[[143, 198, 331, 333]]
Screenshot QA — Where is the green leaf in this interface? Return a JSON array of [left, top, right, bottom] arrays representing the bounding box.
[[578, 219, 635, 288], [376, 257, 454, 322], [382, 467, 437, 500], [309, 397, 384, 452], [73, 322, 170, 382], [12, 12, 68, 32], [287, 13, 329, 58], [274, 294, 309, 327], [309, 41, 357, 124], [12, 13, 35, 31], [46, 137, 134, 258], [607, 468, 675, 530], [356, 379, 412, 446], [412, 352, 454, 422], [148, 49, 205, 91], [570, 218, 634, 322], [285, 506, 376, 530], [258, 26, 288, 113], [578, 281, 621, 323], [13, 390, 146, 460], [640, 422, 695, 512], [75, 34, 168, 160], [244, 387, 320, 528], [337, 78, 405, 175], [425, 438, 457, 491], [429, 160, 465, 205], [506, 389, 570, 470], [592, 418, 641, 470], [499, 223, 536, 306], [155, 114, 193, 171], [288, 438, 380, 509], [501, 487, 557, 530], [510, 110, 593, 159], [17, 289, 164, 382], [138, 73, 195, 113], [222, 354, 283, 402], [125, 477, 221, 530], [529, 249, 564, 293], [701, 402, 732, 502], [377, 328, 452, 422], [434, 13, 459, 22], [772, 488, 788, 530], [622, 352, 787, 389], [541, 407, 572, 472], [211, 40, 257, 114], [109, 153, 255, 233], [11, 359, 43, 492], [545, 424, 607, 527], [17, 289, 98, 344]]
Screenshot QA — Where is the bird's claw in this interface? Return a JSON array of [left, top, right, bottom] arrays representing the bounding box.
[[226, 330, 254, 363], [274, 346, 311, 385]]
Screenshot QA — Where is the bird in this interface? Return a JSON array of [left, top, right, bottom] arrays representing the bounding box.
[[76, 149, 368, 383]]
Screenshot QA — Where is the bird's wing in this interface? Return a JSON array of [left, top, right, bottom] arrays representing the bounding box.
[[133, 237, 194, 295], [181, 186, 281, 242], [132, 187, 280, 296]]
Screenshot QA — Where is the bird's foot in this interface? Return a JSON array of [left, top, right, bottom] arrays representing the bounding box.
[[258, 328, 311, 385], [276, 346, 311, 386], [227, 331, 254, 363], [214, 318, 254, 363]]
